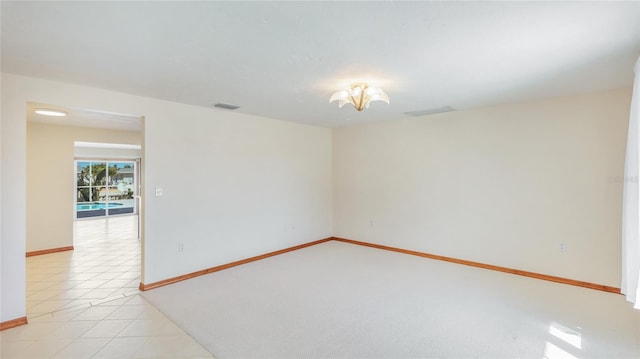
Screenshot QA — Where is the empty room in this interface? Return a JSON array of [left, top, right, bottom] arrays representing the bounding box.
[[1, 1, 639, 358]]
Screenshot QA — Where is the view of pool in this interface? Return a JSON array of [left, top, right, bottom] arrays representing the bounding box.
[[77, 202, 124, 211]]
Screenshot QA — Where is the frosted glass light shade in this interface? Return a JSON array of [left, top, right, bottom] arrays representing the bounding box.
[[330, 83, 389, 112]]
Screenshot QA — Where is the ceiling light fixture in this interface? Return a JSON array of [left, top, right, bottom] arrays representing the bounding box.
[[330, 83, 389, 112], [34, 108, 67, 117]]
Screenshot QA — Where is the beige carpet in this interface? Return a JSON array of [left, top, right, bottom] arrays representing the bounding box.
[[142, 241, 640, 358]]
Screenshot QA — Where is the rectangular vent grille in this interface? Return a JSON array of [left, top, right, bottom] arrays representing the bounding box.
[[213, 103, 240, 110], [404, 106, 455, 117]]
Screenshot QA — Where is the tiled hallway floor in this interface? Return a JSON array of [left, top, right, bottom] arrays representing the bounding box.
[[27, 216, 141, 317], [1, 216, 214, 358]]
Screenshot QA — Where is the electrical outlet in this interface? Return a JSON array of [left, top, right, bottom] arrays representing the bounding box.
[[177, 242, 184, 253], [155, 185, 163, 197]]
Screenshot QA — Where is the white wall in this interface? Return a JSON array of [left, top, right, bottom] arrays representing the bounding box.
[[143, 100, 333, 282], [1, 73, 333, 322], [1, 74, 27, 322], [26, 123, 141, 252], [333, 89, 630, 287]]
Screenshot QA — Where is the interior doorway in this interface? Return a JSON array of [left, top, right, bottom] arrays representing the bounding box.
[[25, 103, 144, 319]]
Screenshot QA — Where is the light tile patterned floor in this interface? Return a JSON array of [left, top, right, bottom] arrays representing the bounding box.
[[1, 215, 214, 358], [26, 216, 141, 317]]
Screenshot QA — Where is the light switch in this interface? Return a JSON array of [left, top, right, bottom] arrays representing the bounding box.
[[155, 185, 163, 197]]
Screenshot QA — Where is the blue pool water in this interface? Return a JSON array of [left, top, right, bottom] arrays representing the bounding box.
[[77, 202, 123, 211]]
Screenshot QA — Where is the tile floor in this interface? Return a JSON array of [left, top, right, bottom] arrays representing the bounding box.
[[1, 215, 214, 358], [26, 216, 141, 317]]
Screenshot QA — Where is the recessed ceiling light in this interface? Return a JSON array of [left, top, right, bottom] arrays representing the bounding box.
[[34, 108, 67, 117]]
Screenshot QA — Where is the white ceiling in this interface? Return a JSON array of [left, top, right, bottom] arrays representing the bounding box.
[[3, 1, 639, 128]]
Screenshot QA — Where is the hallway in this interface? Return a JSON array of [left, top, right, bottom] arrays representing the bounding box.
[[26, 216, 141, 318]]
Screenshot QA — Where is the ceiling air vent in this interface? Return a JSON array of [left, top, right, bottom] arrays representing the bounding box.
[[212, 103, 240, 110], [404, 106, 455, 117]]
